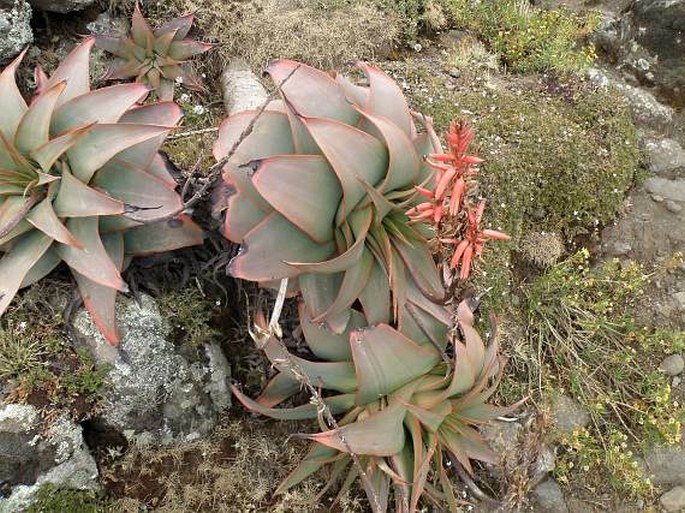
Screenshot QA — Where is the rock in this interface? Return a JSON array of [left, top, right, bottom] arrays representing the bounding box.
[[644, 138, 685, 175], [0, 404, 98, 512], [587, 68, 674, 132], [536, 444, 556, 476], [660, 354, 685, 376], [221, 59, 268, 116], [0, 0, 32, 62], [643, 446, 685, 485], [482, 419, 555, 481], [482, 420, 522, 456], [674, 292, 685, 313], [71, 294, 231, 445], [593, 14, 624, 63], [644, 177, 685, 203], [25, 0, 94, 13], [661, 486, 685, 513], [631, 0, 685, 107], [532, 478, 569, 513], [0, 404, 41, 484], [549, 395, 590, 436], [85, 11, 126, 36], [667, 200, 683, 213], [610, 241, 632, 256]]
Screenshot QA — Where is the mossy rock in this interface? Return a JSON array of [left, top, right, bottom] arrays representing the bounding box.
[[25, 485, 111, 513], [414, 77, 639, 241]]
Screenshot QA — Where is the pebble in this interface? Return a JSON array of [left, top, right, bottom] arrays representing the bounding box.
[[533, 478, 569, 513], [675, 292, 685, 313], [652, 194, 664, 202], [659, 354, 685, 376], [666, 200, 683, 213], [660, 486, 685, 513]]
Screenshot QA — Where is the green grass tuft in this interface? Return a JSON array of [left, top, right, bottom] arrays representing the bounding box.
[[446, 0, 601, 74]]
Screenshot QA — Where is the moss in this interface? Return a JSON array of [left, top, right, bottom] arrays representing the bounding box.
[[446, 0, 601, 74], [403, 62, 640, 240], [157, 288, 221, 348], [162, 90, 221, 173], [526, 250, 684, 497], [26, 485, 112, 513]]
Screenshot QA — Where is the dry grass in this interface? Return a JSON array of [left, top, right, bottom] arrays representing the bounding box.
[[146, 0, 402, 73], [104, 418, 365, 512]]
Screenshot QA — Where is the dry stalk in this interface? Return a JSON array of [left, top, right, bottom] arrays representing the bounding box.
[[249, 278, 384, 513], [167, 127, 219, 140]]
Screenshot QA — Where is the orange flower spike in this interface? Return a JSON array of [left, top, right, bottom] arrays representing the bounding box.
[[407, 202, 438, 223], [449, 239, 469, 268], [449, 177, 466, 215], [481, 229, 511, 241], [435, 165, 458, 200], [462, 155, 484, 165], [414, 185, 435, 199], [428, 154, 457, 164], [459, 244, 474, 280], [433, 203, 445, 224]]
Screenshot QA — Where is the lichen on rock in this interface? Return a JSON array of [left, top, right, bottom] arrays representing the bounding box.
[[71, 294, 231, 446]]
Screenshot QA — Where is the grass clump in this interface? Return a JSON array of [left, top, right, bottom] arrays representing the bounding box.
[[1, 283, 110, 419], [373, 0, 450, 41], [447, 0, 601, 74], [519, 231, 565, 268], [526, 250, 684, 496]]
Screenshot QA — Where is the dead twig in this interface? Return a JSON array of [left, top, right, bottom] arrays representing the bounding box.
[[154, 64, 301, 224], [167, 127, 219, 140]]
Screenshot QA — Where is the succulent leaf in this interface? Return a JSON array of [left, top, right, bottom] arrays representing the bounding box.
[[252, 155, 342, 243], [0, 50, 29, 138], [40, 37, 94, 107], [0, 231, 52, 316], [233, 299, 507, 511], [96, 4, 212, 100]]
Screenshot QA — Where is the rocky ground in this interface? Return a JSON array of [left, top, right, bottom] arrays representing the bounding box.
[[0, 0, 684, 512]]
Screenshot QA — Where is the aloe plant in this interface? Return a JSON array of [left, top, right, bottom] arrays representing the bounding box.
[[96, 3, 212, 101], [213, 60, 447, 334], [232, 300, 509, 511], [0, 39, 203, 345]]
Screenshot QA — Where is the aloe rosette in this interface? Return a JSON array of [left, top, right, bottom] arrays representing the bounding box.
[[213, 60, 447, 335], [232, 301, 509, 511], [0, 39, 203, 344], [96, 3, 212, 101]]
